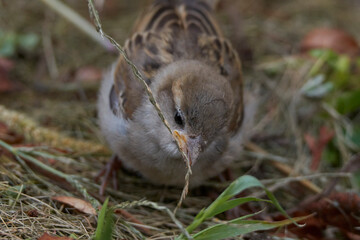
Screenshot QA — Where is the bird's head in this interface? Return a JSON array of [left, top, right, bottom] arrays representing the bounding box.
[[153, 60, 234, 165]]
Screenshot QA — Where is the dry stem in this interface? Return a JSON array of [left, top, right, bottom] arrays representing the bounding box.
[[86, 0, 192, 210]]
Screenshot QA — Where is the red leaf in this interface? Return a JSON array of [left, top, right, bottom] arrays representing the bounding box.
[[305, 126, 334, 171], [0, 58, 17, 93], [274, 192, 360, 239]]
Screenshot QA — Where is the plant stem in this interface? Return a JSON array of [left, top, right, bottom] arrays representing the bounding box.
[[40, 0, 114, 52]]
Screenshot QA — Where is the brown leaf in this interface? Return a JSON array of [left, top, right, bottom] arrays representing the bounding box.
[[26, 209, 39, 217], [52, 196, 96, 215], [301, 28, 360, 57], [38, 233, 74, 240]]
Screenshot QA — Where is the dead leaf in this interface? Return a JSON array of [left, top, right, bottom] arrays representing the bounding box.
[[38, 233, 74, 240], [305, 126, 334, 171], [26, 209, 39, 217], [301, 28, 360, 57], [274, 192, 360, 239], [0, 121, 24, 144], [52, 196, 96, 215]]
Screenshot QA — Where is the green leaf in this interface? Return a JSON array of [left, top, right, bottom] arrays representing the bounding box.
[[94, 197, 114, 240], [301, 74, 334, 98], [193, 216, 311, 240], [352, 170, 360, 190], [329, 55, 351, 88], [308, 49, 337, 76], [323, 142, 341, 167], [4, 185, 26, 199], [186, 176, 265, 233], [334, 90, 360, 114], [185, 175, 300, 236], [0, 32, 16, 57], [347, 125, 360, 150], [18, 33, 39, 52], [201, 176, 265, 219]]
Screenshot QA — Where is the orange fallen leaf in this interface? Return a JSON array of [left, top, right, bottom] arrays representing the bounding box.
[[300, 28, 360, 57], [38, 233, 74, 240], [52, 196, 96, 215]]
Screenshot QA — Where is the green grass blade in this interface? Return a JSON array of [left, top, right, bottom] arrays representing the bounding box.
[[94, 197, 114, 240], [208, 197, 271, 219], [193, 216, 311, 240], [186, 175, 265, 233], [203, 176, 264, 217]]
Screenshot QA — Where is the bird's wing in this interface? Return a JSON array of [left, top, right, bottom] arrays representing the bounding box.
[[196, 35, 244, 133], [110, 30, 174, 119], [110, 0, 223, 120]]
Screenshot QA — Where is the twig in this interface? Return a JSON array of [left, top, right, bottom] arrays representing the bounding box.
[[86, 0, 192, 210], [42, 16, 59, 80], [39, 0, 114, 52]]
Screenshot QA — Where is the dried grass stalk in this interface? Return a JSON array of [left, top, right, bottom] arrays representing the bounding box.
[[0, 105, 109, 154], [86, 0, 192, 209]]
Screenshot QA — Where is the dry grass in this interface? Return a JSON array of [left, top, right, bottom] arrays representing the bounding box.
[[0, 0, 359, 239]]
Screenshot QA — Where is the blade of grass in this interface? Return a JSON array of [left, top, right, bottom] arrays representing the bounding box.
[[184, 175, 302, 237], [192, 215, 312, 240], [39, 0, 114, 51], [94, 197, 114, 240]]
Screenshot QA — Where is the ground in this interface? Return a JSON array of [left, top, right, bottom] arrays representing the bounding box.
[[0, 0, 359, 239]]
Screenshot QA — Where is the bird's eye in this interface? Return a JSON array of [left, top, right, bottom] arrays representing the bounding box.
[[174, 110, 184, 126]]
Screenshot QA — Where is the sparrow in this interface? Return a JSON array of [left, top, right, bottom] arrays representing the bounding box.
[[97, 0, 247, 193]]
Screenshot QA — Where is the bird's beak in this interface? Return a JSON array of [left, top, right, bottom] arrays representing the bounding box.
[[173, 130, 202, 166]]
